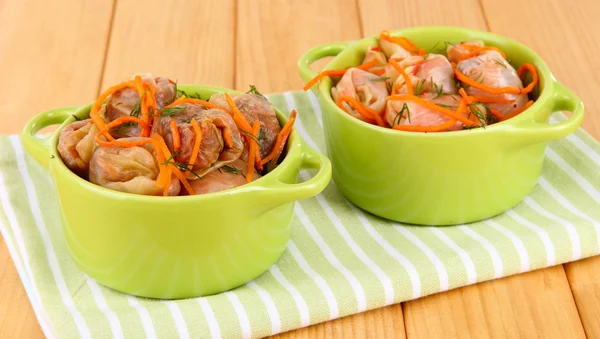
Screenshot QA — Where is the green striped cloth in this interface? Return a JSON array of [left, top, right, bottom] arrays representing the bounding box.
[[1, 91, 599, 339]]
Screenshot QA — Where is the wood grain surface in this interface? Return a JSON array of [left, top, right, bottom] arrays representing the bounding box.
[[0, 0, 599, 338]]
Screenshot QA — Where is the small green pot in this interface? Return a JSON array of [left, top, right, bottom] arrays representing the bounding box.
[[21, 85, 331, 299], [298, 26, 583, 226]]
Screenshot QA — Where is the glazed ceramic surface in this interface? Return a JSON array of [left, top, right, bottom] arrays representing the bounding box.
[[298, 26, 583, 225], [22, 85, 331, 299]]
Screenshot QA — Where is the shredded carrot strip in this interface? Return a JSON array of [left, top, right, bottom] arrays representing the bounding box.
[[455, 46, 507, 63], [517, 63, 539, 95], [455, 69, 521, 95], [372, 46, 382, 52], [222, 128, 234, 148], [261, 110, 297, 165], [224, 93, 254, 136], [379, 30, 419, 54], [150, 134, 195, 195], [94, 116, 151, 147], [488, 108, 504, 121], [166, 97, 229, 113], [90, 80, 137, 141], [152, 139, 168, 189], [371, 68, 386, 76], [337, 96, 386, 127], [392, 119, 457, 132], [302, 59, 377, 91], [458, 88, 481, 125], [389, 59, 413, 96], [388, 94, 475, 126], [187, 118, 202, 175], [134, 76, 150, 135], [247, 121, 260, 182], [503, 100, 534, 120], [170, 120, 181, 152]]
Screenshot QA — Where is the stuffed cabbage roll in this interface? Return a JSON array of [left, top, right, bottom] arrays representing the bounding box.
[[362, 47, 388, 75], [209, 93, 281, 158], [331, 68, 389, 121], [88, 138, 181, 196], [391, 54, 457, 95], [105, 74, 177, 138], [187, 159, 260, 195], [152, 105, 244, 177], [57, 119, 100, 177], [385, 93, 486, 131], [456, 50, 528, 117]]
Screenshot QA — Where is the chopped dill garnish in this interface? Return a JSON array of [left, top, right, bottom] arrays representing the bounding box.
[[414, 79, 427, 96], [433, 81, 444, 99], [240, 128, 260, 145], [113, 102, 123, 106], [369, 76, 391, 82], [154, 106, 187, 117], [393, 103, 411, 125], [246, 85, 265, 98], [385, 80, 393, 93], [177, 90, 206, 100], [467, 103, 487, 127], [162, 160, 203, 180], [436, 103, 458, 109], [492, 58, 507, 68], [71, 114, 81, 121], [50, 155, 55, 159], [471, 72, 484, 83], [220, 165, 245, 177], [258, 128, 266, 141]]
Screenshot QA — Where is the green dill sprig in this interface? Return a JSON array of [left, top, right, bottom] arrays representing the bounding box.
[[385, 80, 393, 93], [369, 76, 391, 82], [492, 58, 507, 68], [414, 79, 427, 96], [433, 81, 444, 99], [240, 128, 260, 145], [258, 128, 266, 141], [218, 165, 246, 178], [246, 85, 265, 98], [467, 103, 487, 127], [162, 159, 203, 180], [71, 114, 81, 121], [177, 89, 206, 100], [393, 103, 411, 125], [153, 106, 187, 117]]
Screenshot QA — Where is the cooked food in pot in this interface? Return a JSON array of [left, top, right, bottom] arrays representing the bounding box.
[[58, 75, 297, 196], [304, 30, 539, 132]]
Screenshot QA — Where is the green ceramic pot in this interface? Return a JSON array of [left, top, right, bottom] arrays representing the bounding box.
[[21, 85, 331, 299], [298, 26, 583, 226]]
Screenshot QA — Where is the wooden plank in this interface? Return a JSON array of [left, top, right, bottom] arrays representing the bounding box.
[[404, 265, 585, 338], [481, 0, 600, 337], [357, 0, 487, 36], [0, 0, 114, 338], [0, 0, 114, 134], [565, 256, 600, 338], [235, 0, 362, 93], [272, 304, 405, 339], [101, 0, 235, 89]]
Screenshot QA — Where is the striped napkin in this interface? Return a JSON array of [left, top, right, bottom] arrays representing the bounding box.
[[1, 91, 599, 339]]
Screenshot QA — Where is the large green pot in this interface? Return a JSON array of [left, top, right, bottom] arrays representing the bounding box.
[[298, 26, 583, 226], [21, 85, 331, 299]]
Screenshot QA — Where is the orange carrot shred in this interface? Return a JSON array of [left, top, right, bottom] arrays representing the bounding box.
[[247, 121, 260, 182], [222, 128, 234, 148], [389, 59, 413, 96], [388, 94, 475, 126], [517, 63, 538, 95], [94, 116, 151, 147], [302, 59, 377, 91], [170, 120, 181, 152], [150, 134, 195, 195], [187, 118, 202, 175], [166, 97, 230, 114], [455, 68, 522, 95], [90, 80, 137, 141], [337, 96, 386, 127], [261, 110, 297, 166], [392, 119, 457, 132]]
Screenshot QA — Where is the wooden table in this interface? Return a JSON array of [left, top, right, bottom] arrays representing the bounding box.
[[1, 0, 599, 338]]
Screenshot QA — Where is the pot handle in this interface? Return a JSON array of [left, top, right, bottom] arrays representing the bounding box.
[[256, 142, 332, 206], [21, 106, 79, 170], [506, 82, 584, 144], [297, 42, 351, 85]]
